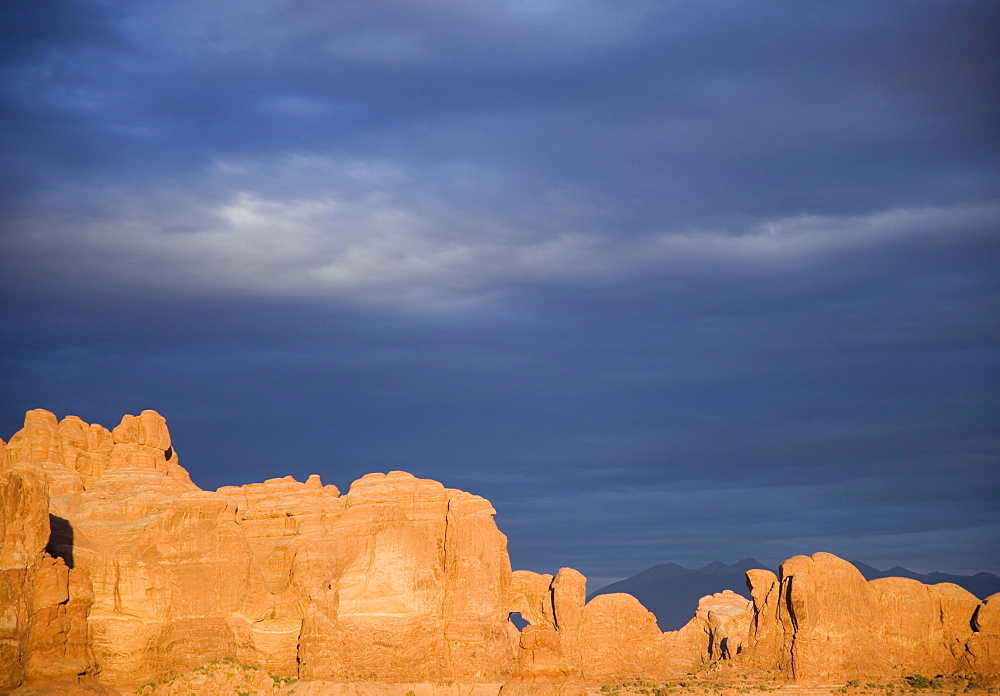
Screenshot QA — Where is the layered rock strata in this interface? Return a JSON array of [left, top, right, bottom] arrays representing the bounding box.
[[1, 409, 998, 694]]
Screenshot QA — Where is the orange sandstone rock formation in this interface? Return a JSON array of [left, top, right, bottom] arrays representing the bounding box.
[[1, 409, 998, 694], [293, 472, 516, 683], [965, 593, 1000, 680], [736, 552, 991, 682], [667, 589, 753, 671], [0, 460, 101, 694], [579, 592, 673, 680]]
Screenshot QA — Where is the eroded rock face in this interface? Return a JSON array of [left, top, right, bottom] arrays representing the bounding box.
[[966, 594, 1000, 679], [579, 593, 673, 680], [215, 474, 343, 676], [737, 552, 994, 682], [296, 471, 515, 683], [551, 568, 586, 674], [868, 577, 979, 676], [509, 571, 555, 630], [504, 566, 687, 682], [1, 411, 524, 691], [3, 409, 999, 692], [0, 456, 100, 693], [740, 568, 791, 677], [784, 552, 888, 678], [9, 679, 121, 696], [668, 590, 752, 673], [0, 464, 51, 692]]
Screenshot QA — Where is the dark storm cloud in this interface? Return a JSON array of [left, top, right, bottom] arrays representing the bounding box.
[[5, 1, 998, 205], [1, 0, 998, 580]]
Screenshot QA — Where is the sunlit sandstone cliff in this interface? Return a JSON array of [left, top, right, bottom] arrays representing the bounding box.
[[1, 409, 998, 695]]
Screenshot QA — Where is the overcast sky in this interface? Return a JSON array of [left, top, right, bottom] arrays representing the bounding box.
[[2, 0, 998, 584]]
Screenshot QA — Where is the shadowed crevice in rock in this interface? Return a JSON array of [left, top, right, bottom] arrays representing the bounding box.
[[46, 513, 74, 568], [783, 576, 797, 632]]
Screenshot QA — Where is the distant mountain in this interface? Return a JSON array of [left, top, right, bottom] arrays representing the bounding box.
[[587, 558, 767, 631], [589, 559, 1000, 632]]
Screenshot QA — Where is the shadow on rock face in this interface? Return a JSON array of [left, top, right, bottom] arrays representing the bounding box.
[[46, 514, 74, 568]]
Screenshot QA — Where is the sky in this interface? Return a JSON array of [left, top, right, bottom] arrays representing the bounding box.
[[1, 0, 998, 585]]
